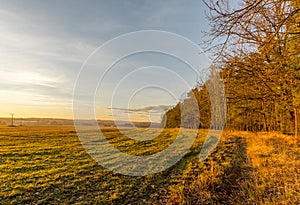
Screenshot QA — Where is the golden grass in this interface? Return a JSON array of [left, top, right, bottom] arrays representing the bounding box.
[[0, 126, 299, 204], [245, 132, 300, 204], [168, 131, 300, 204], [0, 126, 207, 204]]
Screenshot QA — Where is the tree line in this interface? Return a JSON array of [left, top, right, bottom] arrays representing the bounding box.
[[163, 0, 299, 135]]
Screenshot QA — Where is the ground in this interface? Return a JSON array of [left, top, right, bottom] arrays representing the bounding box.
[[0, 126, 299, 204]]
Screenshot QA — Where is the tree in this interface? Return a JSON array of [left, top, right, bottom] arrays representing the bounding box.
[[202, 0, 300, 135]]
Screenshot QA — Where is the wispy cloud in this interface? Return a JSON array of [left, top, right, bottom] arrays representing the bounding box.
[[110, 105, 172, 114], [0, 0, 209, 119], [0, 70, 62, 87]]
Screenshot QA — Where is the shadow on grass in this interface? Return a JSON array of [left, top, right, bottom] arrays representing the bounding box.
[[169, 135, 256, 204], [215, 137, 255, 203], [1, 129, 207, 205]]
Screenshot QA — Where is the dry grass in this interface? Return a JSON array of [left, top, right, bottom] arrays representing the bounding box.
[[0, 126, 299, 204], [245, 132, 300, 204], [168, 131, 300, 204]]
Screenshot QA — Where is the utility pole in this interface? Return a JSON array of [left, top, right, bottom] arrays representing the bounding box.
[[10, 113, 14, 126]]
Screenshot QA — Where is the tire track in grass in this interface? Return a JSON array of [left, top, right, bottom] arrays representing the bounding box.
[[168, 135, 256, 204]]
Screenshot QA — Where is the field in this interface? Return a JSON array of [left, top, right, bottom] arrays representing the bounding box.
[[0, 126, 299, 204]]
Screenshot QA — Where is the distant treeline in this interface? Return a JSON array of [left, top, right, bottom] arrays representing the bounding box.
[[164, 0, 300, 135], [0, 118, 161, 128]]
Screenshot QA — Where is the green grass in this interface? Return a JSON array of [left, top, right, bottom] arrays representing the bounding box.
[[0, 126, 207, 204], [0, 126, 299, 204]]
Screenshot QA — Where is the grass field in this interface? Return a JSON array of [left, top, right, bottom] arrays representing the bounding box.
[[0, 126, 299, 204]]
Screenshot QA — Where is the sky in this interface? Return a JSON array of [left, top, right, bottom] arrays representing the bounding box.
[[0, 0, 213, 122]]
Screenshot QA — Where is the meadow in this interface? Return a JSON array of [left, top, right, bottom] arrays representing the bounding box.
[[0, 126, 299, 204]]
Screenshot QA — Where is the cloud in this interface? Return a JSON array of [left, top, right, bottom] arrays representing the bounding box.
[[0, 70, 62, 87], [110, 105, 172, 114], [0, 0, 210, 119]]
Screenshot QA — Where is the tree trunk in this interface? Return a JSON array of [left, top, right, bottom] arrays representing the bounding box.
[[295, 108, 298, 136], [263, 114, 267, 132]]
